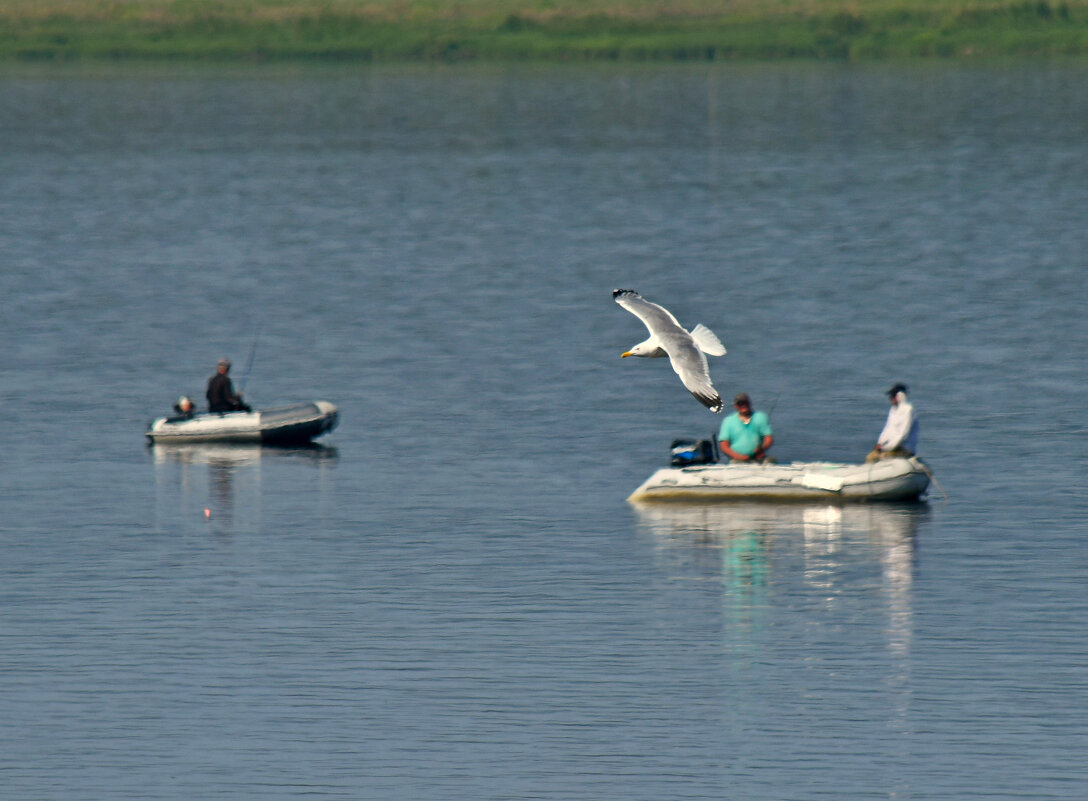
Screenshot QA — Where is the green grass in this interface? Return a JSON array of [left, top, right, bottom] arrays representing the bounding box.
[[2, 0, 1088, 61]]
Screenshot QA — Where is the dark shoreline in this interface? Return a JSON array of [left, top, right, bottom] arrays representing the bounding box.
[[3, 2, 1088, 62]]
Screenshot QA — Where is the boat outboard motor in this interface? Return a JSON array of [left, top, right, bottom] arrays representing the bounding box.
[[670, 438, 717, 467]]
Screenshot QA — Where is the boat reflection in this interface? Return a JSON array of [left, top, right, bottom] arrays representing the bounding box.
[[632, 501, 927, 656], [150, 442, 339, 467], [150, 442, 337, 534]]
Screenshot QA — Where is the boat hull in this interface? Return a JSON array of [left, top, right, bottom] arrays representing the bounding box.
[[146, 401, 338, 445], [628, 457, 931, 503]]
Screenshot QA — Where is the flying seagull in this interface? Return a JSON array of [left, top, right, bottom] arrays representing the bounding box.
[[613, 288, 727, 413]]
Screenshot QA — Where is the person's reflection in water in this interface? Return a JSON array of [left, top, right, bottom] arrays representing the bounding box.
[[633, 504, 771, 646], [720, 531, 768, 599], [801, 504, 922, 660], [635, 503, 925, 655], [208, 461, 235, 530], [868, 506, 923, 658], [718, 529, 770, 643], [153, 443, 336, 535], [801, 505, 845, 589], [866, 504, 924, 736]]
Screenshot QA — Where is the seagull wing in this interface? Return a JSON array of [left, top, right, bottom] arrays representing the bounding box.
[[662, 337, 723, 412], [612, 289, 686, 339]]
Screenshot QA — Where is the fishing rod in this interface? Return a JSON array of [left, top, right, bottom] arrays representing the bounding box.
[[239, 326, 261, 396], [765, 382, 786, 418]]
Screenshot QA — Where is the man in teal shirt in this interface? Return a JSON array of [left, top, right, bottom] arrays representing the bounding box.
[[718, 392, 774, 463]]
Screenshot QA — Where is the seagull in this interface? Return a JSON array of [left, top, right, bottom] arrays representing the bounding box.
[[613, 288, 727, 413]]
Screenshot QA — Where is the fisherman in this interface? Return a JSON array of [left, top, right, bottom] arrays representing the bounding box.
[[866, 383, 919, 462], [172, 395, 196, 419], [206, 358, 250, 413], [718, 392, 774, 463]]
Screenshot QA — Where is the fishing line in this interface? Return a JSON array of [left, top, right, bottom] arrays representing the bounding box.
[[239, 325, 262, 396]]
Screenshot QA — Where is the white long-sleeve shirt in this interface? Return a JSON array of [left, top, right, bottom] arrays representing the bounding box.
[[877, 392, 919, 453]]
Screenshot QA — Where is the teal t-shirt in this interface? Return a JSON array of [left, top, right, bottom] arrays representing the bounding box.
[[718, 411, 772, 456]]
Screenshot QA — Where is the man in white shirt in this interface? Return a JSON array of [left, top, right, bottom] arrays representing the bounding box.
[[866, 383, 919, 462]]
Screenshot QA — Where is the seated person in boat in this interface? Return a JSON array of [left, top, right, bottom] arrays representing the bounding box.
[[172, 395, 196, 419], [206, 358, 251, 413], [866, 383, 919, 462], [718, 392, 774, 463]]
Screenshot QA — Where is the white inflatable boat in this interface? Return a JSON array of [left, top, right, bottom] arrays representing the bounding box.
[[146, 401, 338, 445], [628, 456, 931, 503]]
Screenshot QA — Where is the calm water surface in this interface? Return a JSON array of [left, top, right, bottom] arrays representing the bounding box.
[[1, 63, 1086, 800]]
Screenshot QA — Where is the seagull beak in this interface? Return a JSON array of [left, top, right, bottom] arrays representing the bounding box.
[[621, 351, 633, 358]]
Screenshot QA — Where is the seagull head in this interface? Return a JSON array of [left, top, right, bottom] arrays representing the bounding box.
[[621, 338, 661, 358]]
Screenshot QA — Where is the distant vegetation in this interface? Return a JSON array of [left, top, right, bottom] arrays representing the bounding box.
[[2, 0, 1088, 61]]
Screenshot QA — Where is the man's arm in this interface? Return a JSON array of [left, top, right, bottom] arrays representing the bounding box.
[[878, 407, 911, 450], [719, 439, 750, 461]]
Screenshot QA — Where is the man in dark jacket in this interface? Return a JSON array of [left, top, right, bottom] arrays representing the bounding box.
[[206, 358, 250, 413]]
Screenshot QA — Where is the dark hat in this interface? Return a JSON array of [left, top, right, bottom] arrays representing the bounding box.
[[887, 383, 908, 397], [218, 358, 231, 369], [733, 392, 751, 406]]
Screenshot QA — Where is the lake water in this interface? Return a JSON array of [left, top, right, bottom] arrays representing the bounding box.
[[1, 62, 1086, 800]]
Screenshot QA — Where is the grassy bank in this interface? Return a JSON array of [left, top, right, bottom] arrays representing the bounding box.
[[3, 0, 1088, 61]]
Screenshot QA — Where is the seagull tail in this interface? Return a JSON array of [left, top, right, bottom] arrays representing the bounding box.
[[690, 324, 726, 357]]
